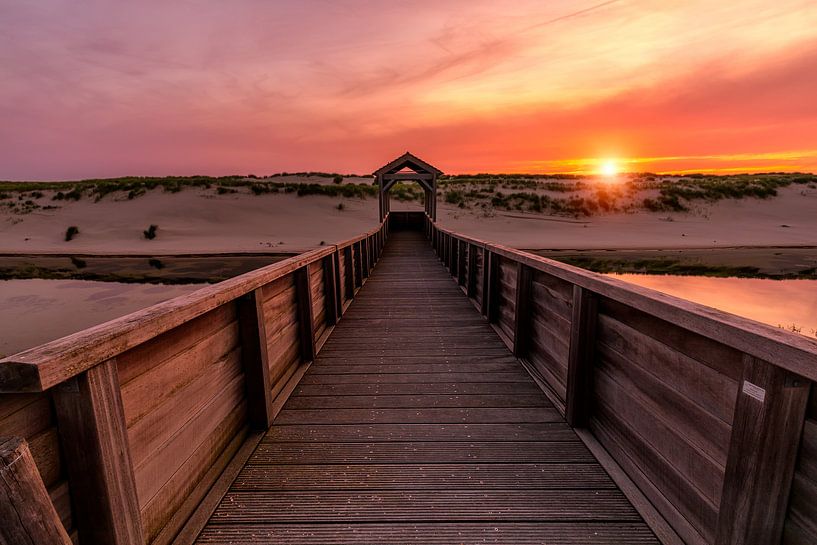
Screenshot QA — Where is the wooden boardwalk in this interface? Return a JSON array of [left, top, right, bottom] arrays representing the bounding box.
[[195, 231, 658, 544]]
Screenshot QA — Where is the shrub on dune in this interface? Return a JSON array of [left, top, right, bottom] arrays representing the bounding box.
[[144, 224, 158, 240]]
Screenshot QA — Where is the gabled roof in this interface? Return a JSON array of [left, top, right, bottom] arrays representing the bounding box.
[[373, 152, 443, 176]]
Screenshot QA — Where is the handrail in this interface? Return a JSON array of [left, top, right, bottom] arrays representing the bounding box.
[[0, 216, 389, 393], [431, 218, 817, 381], [425, 212, 817, 545]]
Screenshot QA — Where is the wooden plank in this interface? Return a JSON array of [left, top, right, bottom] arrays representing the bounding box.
[[485, 250, 499, 321], [274, 407, 561, 424], [294, 266, 316, 363], [140, 405, 247, 544], [237, 289, 273, 429], [232, 463, 614, 490], [285, 394, 549, 409], [322, 255, 339, 326], [716, 356, 810, 545], [293, 381, 545, 396], [597, 313, 738, 425], [566, 286, 598, 427], [343, 246, 354, 300], [467, 243, 478, 298], [209, 489, 639, 523], [575, 428, 687, 545], [167, 431, 263, 545], [263, 422, 577, 442], [249, 440, 594, 464], [196, 522, 659, 544], [457, 240, 467, 286], [300, 372, 531, 385], [0, 436, 72, 545], [513, 262, 532, 358], [52, 359, 144, 545]]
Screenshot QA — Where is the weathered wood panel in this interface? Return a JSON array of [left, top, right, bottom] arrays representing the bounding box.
[[784, 390, 817, 544], [587, 298, 749, 544], [261, 275, 301, 386], [115, 296, 246, 545], [337, 249, 348, 307], [495, 256, 517, 345], [473, 246, 485, 307], [308, 261, 327, 345]]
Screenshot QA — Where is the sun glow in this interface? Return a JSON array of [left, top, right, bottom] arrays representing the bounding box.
[[600, 159, 619, 177]]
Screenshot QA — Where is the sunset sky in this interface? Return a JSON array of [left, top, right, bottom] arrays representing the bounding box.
[[2, 0, 817, 179]]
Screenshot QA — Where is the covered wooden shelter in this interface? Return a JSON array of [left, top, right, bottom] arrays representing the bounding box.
[[374, 152, 443, 222]]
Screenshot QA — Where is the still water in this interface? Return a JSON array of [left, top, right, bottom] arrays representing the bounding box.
[[0, 279, 200, 357], [610, 274, 817, 339]]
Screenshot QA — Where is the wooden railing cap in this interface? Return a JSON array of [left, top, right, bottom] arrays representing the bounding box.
[[430, 220, 817, 381], [0, 218, 390, 393]]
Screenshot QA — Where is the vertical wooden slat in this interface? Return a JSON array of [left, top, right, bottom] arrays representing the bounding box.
[[486, 251, 500, 323], [450, 236, 458, 277], [353, 242, 363, 288], [361, 239, 370, 279], [294, 266, 316, 363], [343, 246, 354, 300], [237, 289, 273, 429], [481, 248, 492, 318], [322, 255, 339, 326], [565, 286, 598, 427], [53, 359, 144, 545], [467, 244, 478, 298], [512, 263, 532, 357], [333, 249, 343, 313], [0, 436, 73, 545], [457, 241, 467, 287], [715, 355, 810, 545]]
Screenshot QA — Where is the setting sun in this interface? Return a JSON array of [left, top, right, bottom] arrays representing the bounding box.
[[600, 160, 619, 177]]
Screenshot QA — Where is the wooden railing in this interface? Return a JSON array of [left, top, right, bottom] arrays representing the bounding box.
[[0, 216, 391, 545], [425, 213, 817, 545]]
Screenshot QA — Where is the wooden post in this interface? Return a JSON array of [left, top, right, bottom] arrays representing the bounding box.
[[512, 263, 532, 358], [450, 236, 458, 276], [467, 244, 478, 298], [343, 246, 354, 300], [323, 254, 339, 326], [565, 286, 598, 427], [333, 249, 343, 313], [52, 359, 145, 545], [294, 266, 316, 363], [0, 437, 73, 545], [715, 355, 810, 545], [353, 242, 363, 288], [361, 238, 370, 279], [457, 241, 467, 287], [485, 251, 500, 323], [481, 249, 492, 317], [237, 289, 274, 429]]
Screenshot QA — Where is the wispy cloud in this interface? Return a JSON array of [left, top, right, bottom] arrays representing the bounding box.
[[1, 0, 817, 178]]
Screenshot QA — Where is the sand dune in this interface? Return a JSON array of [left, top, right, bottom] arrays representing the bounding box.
[[1, 182, 816, 254]]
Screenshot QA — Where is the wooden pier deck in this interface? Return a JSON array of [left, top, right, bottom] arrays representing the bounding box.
[[195, 231, 659, 544], [4, 210, 817, 545]]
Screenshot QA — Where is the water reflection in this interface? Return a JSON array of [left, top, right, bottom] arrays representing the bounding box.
[[609, 274, 817, 338], [0, 279, 199, 357]]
